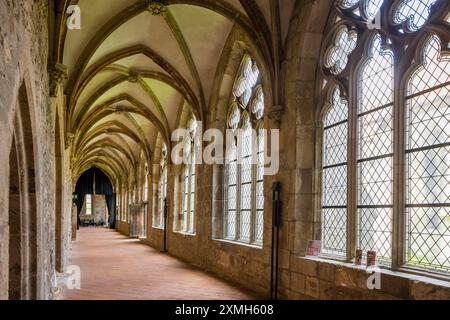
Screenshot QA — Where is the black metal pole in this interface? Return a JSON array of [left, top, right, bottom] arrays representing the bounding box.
[[161, 198, 168, 253], [270, 182, 281, 300]]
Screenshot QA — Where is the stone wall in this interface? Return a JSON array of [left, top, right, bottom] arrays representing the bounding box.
[[117, 221, 130, 237], [0, 0, 71, 300], [79, 194, 108, 225]]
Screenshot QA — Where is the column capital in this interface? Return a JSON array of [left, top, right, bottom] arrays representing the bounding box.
[[268, 105, 285, 127], [49, 62, 68, 97], [65, 132, 75, 149]]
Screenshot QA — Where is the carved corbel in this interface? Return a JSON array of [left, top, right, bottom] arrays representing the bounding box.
[[65, 132, 75, 149], [49, 62, 68, 97], [268, 105, 285, 128]]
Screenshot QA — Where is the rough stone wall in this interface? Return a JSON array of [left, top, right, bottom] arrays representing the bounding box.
[[0, 0, 71, 300], [117, 221, 130, 237], [62, 147, 73, 268], [80, 195, 108, 225]]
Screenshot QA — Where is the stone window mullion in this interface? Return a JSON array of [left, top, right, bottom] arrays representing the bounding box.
[[392, 42, 405, 269], [236, 161, 242, 242], [348, 68, 358, 262]]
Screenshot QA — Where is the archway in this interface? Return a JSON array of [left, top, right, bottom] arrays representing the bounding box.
[[8, 82, 37, 300], [8, 135, 21, 299], [74, 168, 116, 229]]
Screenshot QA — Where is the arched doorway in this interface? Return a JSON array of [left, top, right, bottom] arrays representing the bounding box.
[[74, 168, 116, 229], [8, 135, 21, 299], [8, 82, 37, 300]]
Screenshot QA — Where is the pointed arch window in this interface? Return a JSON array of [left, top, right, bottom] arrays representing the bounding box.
[[143, 163, 149, 202], [321, 87, 349, 257], [405, 35, 450, 272], [319, 0, 449, 273], [153, 143, 168, 229], [224, 55, 265, 246], [179, 115, 197, 234]]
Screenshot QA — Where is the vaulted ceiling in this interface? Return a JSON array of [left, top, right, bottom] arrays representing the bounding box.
[[54, 0, 295, 186]]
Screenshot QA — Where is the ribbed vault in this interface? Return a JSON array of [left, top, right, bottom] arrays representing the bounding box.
[[54, 0, 295, 186]]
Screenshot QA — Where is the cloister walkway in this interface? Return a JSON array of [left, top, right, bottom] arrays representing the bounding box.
[[63, 228, 256, 300]]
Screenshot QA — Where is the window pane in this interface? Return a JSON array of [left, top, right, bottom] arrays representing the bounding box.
[[358, 207, 392, 260], [323, 165, 347, 207], [325, 25, 357, 75], [357, 33, 394, 264], [225, 55, 264, 245], [322, 208, 347, 256], [405, 35, 450, 273], [85, 195, 92, 216], [321, 87, 348, 257], [226, 210, 236, 239], [394, 0, 438, 31], [324, 122, 348, 167], [225, 143, 237, 240]]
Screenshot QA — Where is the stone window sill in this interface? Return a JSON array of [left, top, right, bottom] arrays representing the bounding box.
[[213, 238, 263, 250], [303, 256, 450, 288], [173, 231, 197, 237]]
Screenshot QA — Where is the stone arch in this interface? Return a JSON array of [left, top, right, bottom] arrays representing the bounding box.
[[8, 81, 38, 299], [208, 31, 274, 241]]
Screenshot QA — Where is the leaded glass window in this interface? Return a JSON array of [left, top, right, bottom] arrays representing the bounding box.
[[394, 0, 439, 32], [153, 143, 168, 229], [321, 87, 349, 257], [144, 163, 148, 202], [405, 35, 450, 272], [324, 25, 358, 75], [319, 0, 449, 274], [357, 33, 394, 264], [179, 115, 197, 234], [224, 55, 265, 246]]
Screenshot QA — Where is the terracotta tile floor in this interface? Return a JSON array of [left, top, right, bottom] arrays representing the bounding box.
[[62, 227, 256, 300]]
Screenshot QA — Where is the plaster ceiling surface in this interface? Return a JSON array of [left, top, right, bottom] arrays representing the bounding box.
[[61, 0, 295, 182], [63, 0, 142, 72], [112, 54, 171, 74], [255, 0, 272, 28]]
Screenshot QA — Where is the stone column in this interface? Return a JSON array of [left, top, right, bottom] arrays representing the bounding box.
[[71, 203, 77, 241]]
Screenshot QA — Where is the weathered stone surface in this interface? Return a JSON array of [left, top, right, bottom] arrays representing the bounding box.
[[1, 0, 449, 301], [0, 0, 64, 300], [290, 257, 318, 277], [290, 272, 306, 294], [305, 276, 319, 298], [380, 273, 411, 299], [319, 262, 335, 282], [410, 281, 450, 300], [319, 280, 335, 300], [335, 266, 369, 290]]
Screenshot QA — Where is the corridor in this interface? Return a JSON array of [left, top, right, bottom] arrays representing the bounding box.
[[2, 0, 450, 302], [62, 228, 256, 300]]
